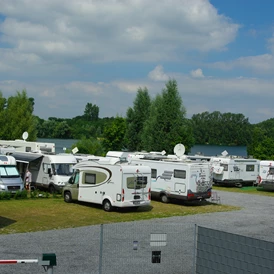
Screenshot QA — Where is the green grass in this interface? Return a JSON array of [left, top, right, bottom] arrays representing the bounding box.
[[213, 185, 274, 197], [0, 195, 239, 235]]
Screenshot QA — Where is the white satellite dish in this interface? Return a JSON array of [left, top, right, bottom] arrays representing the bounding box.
[[22, 131, 28, 141], [72, 147, 79, 154], [221, 150, 228, 157], [174, 143, 185, 157]]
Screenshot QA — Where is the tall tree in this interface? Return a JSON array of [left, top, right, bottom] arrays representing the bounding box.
[[84, 103, 99, 121], [125, 87, 151, 151], [141, 79, 194, 154], [5, 90, 37, 140]]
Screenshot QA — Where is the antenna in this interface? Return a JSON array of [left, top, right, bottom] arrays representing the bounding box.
[[22, 132, 29, 141], [174, 143, 185, 157]]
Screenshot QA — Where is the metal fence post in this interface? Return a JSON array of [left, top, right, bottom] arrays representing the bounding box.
[[99, 224, 103, 274], [193, 224, 197, 274]]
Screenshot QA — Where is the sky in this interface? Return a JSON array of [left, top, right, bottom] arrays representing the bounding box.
[[0, 0, 274, 124]]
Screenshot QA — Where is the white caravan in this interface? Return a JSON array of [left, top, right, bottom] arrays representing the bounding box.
[[0, 155, 24, 193], [63, 157, 151, 211], [10, 152, 77, 193], [257, 161, 274, 191], [210, 155, 260, 187]]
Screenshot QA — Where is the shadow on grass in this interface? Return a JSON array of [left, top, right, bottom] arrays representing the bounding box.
[[74, 200, 154, 213], [0, 216, 16, 228]]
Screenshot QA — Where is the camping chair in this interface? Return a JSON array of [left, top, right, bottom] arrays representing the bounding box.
[[211, 191, 221, 204]]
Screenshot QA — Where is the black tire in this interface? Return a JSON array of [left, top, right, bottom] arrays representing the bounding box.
[[64, 191, 72, 203], [49, 185, 55, 194], [103, 199, 112, 212], [161, 194, 169, 203]]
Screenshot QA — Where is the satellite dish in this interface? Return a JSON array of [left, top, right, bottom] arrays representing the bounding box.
[[221, 150, 228, 157], [22, 132, 28, 141], [174, 143, 185, 157]]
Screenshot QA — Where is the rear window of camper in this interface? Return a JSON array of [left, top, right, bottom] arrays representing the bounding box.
[[220, 164, 228, 171], [174, 169, 186, 179], [246, 165, 255, 172], [151, 169, 157, 178], [127, 176, 148, 189]]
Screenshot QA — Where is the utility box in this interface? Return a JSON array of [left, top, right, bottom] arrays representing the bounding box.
[[42, 253, 57, 266]]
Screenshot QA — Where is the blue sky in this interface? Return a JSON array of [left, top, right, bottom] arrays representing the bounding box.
[[0, 0, 274, 124]]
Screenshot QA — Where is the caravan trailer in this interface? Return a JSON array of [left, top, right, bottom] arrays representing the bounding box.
[[0, 155, 24, 193], [257, 161, 274, 191], [11, 152, 77, 193], [63, 157, 151, 211], [210, 156, 260, 187]]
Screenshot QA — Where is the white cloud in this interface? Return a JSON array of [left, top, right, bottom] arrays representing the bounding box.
[[190, 68, 205, 78], [148, 65, 169, 81], [0, 0, 239, 66]]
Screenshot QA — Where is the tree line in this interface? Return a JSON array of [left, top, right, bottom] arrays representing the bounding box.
[[1, 81, 274, 159]]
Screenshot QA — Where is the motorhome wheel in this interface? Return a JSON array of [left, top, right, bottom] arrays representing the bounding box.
[[49, 185, 55, 194], [161, 194, 169, 203], [103, 199, 112, 212], [64, 192, 72, 203]]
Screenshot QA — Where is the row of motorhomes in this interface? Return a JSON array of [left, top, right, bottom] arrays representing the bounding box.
[[1, 136, 274, 211]]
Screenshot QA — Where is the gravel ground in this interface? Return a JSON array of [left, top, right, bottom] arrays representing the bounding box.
[[1, 190, 274, 274]]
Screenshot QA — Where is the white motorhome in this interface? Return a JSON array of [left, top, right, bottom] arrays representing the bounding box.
[[0, 155, 24, 193], [63, 157, 151, 211], [10, 152, 77, 193], [126, 152, 212, 203], [257, 161, 274, 191], [210, 155, 260, 187]]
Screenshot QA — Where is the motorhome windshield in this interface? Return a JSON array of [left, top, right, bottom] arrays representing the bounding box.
[[52, 163, 74, 176], [0, 165, 20, 178]]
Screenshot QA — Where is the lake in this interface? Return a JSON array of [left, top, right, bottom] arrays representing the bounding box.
[[38, 138, 247, 157]]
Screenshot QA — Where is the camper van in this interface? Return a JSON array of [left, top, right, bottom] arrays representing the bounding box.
[[257, 161, 274, 191], [0, 155, 24, 193], [63, 157, 151, 211], [11, 152, 77, 193], [126, 152, 212, 203], [210, 156, 260, 187]]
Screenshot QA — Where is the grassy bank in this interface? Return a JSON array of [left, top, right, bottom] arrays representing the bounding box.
[[0, 196, 239, 235]]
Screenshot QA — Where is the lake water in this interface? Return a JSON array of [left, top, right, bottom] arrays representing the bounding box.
[[38, 138, 247, 157]]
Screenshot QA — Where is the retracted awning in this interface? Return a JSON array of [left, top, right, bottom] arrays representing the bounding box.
[[10, 152, 44, 163]]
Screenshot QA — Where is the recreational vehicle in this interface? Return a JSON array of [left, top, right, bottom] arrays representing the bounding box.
[[0, 154, 24, 193], [210, 156, 260, 187], [10, 152, 77, 193], [126, 152, 212, 203], [257, 161, 274, 191], [63, 157, 151, 211]]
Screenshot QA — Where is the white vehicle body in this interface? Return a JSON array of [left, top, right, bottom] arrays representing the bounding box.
[[63, 157, 151, 211], [0, 155, 24, 193], [257, 161, 274, 191], [10, 152, 77, 193], [126, 153, 212, 203], [210, 156, 260, 187], [0, 139, 55, 153]]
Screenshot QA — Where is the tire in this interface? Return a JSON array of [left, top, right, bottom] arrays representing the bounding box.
[[49, 185, 55, 194], [161, 194, 169, 203], [64, 191, 72, 203], [103, 199, 112, 212]]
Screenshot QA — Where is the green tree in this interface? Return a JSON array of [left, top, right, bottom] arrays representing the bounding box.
[[141, 79, 194, 154], [252, 137, 274, 160], [72, 137, 104, 155], [5, 90, 37, 140], [84, 103, 99, 121], [102, 116, 126, 152], [125, 87, 151, 151]]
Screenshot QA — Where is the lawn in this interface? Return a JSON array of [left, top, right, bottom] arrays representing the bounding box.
[[0, 195, 239, 235]]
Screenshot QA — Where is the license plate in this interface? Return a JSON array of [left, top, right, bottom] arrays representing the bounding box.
[[133, 201, 140, 205]]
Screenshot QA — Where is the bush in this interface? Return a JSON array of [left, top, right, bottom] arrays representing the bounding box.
[[14, 190, 28, 199], [0, 191, 11, 200]]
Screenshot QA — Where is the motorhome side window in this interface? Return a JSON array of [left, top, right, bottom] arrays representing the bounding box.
[[85, 173, 96, 184], [246, 165, 254, 172], [151, 169, 157, 179], [127, 176, 148, 189], [43, 163, 51, 174], [220, 164, 228, 171], [174, 169, 186, 179]]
